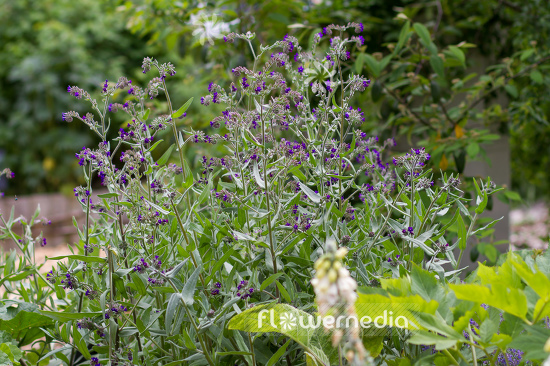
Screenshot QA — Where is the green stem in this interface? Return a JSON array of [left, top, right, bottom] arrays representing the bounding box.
[[442, 349, 460, 366]]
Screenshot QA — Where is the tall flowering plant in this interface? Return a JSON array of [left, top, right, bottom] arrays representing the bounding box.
[[0, 24, 507, 366]]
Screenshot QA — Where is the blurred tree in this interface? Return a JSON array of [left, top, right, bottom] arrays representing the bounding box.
[[2, 0, 550, 204], [0, 0, 154, 194]]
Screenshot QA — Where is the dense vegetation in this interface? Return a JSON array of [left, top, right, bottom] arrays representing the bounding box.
[[1, 1, 550, 366]]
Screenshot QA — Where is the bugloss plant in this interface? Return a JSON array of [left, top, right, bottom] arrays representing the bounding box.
[[0, 24, 542, 366]]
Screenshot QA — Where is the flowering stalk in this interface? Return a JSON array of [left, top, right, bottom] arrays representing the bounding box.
[[311, 240, 373, 365]]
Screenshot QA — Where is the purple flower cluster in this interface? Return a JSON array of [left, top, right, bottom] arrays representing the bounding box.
[[60, 272, 76, 290], [211, 282, 222, 296], [105, 303, 127, 319], [133, 258, 149, 273], [236, 280, 255, 299], [401, 227, 414, 236]]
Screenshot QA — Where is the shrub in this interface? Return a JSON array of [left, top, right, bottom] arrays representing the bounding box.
[[1, 25, 545, 366]]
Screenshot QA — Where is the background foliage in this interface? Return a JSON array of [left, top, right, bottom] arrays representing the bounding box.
[[1, 0, 550, 202]]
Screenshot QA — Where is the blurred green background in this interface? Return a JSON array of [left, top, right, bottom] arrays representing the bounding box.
[[1, 0, 549, 203]]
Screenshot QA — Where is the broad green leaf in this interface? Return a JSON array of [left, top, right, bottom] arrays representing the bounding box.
[[410, 264, 445, 303], [355, 293, 438, 331], [0, 343, 22, 364], [415, 313, 463, 340], [511, 254, 550, 301], [228, 303, 331, 365], [408, 330, 457, 350], [450, 284, 528, 320], [362, 336, 384, 358], [466, 142, 480, 158], [448, 46, 465, 66], [413, 23, 431, 46]]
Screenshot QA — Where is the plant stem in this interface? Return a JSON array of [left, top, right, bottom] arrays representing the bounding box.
[[259, 103, 279, 282], [442, 349, 460, 365], [69, 165, 92, 366]]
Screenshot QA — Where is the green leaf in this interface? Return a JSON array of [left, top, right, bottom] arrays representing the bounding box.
[[260, 273, 284, 291], [298, 182, 321, 204], [342, 133, 356, 157], [40, 311, 102, 322], [276, 281, 292, 302], [165, 293, 182, 335], [364, 54, 381, 77], [181, 265, 202, 306], [413, 23, 437, 54], [508, 326, 550, 360], [147, 139, 164, 152], [410, 264, 445, 303], [408, 330, 457, 350], [362, 336, 384, 358], [450, 284, 528, 320], [266, 339, 291, 366], [253, 161, 269, 188], [130, 272, 147, 296], [504, 84, 518, 98], [475, 190, 488, 215], [97, 192, 118, 199], [429, 55, 445, 81], [456, 214, 467, 251], [228, 303, 331, 365], [394, 21, 411, 55], [172, 97, 193, 118], [355, 293, 438, 331], [413, 23, 431, 46], [466, 142, 480, 158], [73, 324, 91, 359], [416, 313, 463, 340], [504, 191, 522, 201], [529, 70, 543, 84], [157, 143, 175, 165], [48, 255, 107, 263], [140, 108, 150, 121], [511, 254, 550, 301], [0, 304, 53, 345], [448, 46, 465, 66]]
